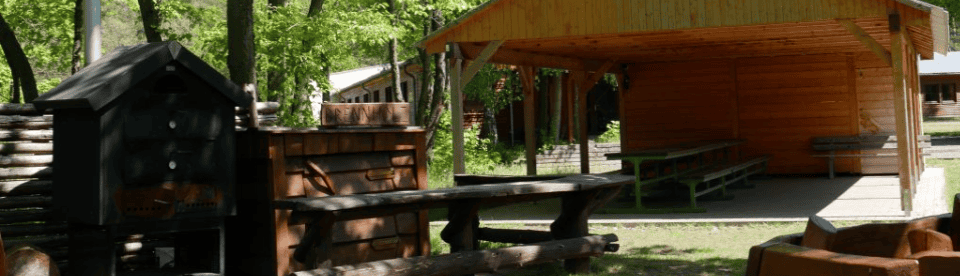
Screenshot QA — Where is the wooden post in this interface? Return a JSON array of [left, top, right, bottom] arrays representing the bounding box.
[[519, 66, 537, 176], [890, 14, 914, 213], [578, 83, 590, 174], [451, 44, 466, 174], [550, 187, 621, 273]]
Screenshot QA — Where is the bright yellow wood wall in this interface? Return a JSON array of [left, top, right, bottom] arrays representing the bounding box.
[[622, 52, 918, 175], [437, 0, 925, 44]]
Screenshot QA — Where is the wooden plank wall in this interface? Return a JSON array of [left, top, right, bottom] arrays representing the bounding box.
[[623, 52, 911, 175], [856, 52, 898, 174], [622, 60, 737, 150], [737, 54, 857, 174]]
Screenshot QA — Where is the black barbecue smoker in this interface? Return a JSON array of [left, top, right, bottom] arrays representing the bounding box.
[[34, 41, 251, 275]]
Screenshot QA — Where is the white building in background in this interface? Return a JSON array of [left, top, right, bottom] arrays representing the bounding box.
[[323, 61, 424, 123]]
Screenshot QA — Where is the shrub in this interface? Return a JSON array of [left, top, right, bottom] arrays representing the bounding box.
[[596, 120, 621, 143]]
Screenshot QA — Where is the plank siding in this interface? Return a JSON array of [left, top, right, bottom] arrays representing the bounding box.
[[621, 54, 887, 175], [855, 52, 898, 175], [621, 60, 737, 151]]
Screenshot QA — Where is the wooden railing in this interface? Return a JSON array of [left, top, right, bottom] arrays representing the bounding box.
[[0, 102, 279, 272]]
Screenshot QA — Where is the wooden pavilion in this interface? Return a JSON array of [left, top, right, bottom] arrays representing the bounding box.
[[418, 0, 950, 211]]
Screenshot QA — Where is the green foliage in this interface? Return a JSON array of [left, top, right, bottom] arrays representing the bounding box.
[[463, 64, 521, 112], [427, 110, 527, 188], [0, 0, 74, 97], [596, 120, 621, 143]]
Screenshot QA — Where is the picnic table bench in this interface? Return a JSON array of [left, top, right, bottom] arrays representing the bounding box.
[[605, 139, 769, 213], [812, 135, 932, 179], [275, 174, 632, 276]]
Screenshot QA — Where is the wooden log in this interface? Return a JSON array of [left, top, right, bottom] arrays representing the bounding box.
[[0, 143, 52, 154], [476, 228, 554, 244], [0, 209, 52, 224], [4, 234, 68, 248], [291, 234, 619, 276], [235, 102, 280, 115], [0, 130, 52, 141], [0, 155, 52, 167], [0, 115, 53, 130], [320, 103, 411, 127], [0, 179, 52, 196], [0, 195, 52, 209], [0, 222, 68, 238], [0, 104, 41, 115], [0, 167, 52, 180]]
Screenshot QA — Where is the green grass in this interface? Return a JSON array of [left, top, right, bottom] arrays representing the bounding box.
[[428, 221, 886, 275], [926, 158, 960, 210], [923, 116, 960, 137]]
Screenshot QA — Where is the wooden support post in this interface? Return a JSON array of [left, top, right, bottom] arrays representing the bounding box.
[[441, 199, 481, 276], [615, 73, 628, 171], [890, 14, 914, 213], [550, 187, 621, 273], [574, 60, 618, 174], [451, 44, 466, 174], [293, 212, 337, 267], [519, 66, 537, 176]]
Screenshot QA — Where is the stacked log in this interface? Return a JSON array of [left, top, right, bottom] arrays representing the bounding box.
[[0, 102, 279, 273]]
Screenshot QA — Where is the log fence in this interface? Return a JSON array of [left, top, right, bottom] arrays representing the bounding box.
[[0, 102, 279, 273]]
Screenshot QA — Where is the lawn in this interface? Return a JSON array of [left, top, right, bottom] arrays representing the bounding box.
[[922, 116, 960, 137], [428, 221, 886, 275]]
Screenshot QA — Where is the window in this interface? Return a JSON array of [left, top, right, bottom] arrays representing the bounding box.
[[355, 96, 360, 103], [346, 99, 352, 103], [385, 86, 394, 102], [924, 83, 957, 103], [363, 93, 370, 102], [373, 90, 380, 102], [401, 81, 409, 103]]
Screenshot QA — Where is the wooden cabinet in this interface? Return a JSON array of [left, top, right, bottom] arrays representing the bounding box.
[[228, 127, 429, 276]]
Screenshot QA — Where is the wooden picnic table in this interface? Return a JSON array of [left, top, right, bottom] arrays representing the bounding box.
[[605, 139, 747, 213], [275, 173, 632, 275]]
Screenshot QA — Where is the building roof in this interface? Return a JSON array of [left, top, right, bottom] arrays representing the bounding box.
[[418, 0, 950, 66], [919, 52, 960, 75], [329, 64, 392, 91], [34, 41, 251, 111]]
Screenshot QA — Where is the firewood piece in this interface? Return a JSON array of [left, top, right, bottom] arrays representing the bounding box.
[[290, 234, 619, 276]]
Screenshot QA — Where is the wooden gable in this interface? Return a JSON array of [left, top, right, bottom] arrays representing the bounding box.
[[421, 0, 949, 62]]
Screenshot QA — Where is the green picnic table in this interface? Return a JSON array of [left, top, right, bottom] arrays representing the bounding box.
[[604, 139, 751, 213]]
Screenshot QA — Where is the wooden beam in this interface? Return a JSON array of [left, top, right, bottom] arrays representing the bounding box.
[[518, 66, 538, 176], [460, 40, 504, 91], [574, 60, 616, 174], [451, 44, 466, 174], [458, 43, 598, 71], [577, 60, 619, 96], [890, 14, 914, 213], [837, 19, 892, 67]]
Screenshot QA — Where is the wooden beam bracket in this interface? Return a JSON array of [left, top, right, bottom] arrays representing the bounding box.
[[460, 40, 505, 91], [837, 19, 891, 67]]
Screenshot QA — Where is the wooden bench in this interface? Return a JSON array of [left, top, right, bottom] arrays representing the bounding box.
[[604, 139, 747, 213], [812, 135, 932, 179], [275, 174, 632, 275], [676, 156, 770, 211]]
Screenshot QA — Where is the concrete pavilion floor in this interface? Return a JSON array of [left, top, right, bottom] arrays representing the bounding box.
[[464, 168, 948, 224]]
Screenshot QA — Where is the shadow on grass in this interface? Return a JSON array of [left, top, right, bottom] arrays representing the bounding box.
[[483, 245, 746, 276]]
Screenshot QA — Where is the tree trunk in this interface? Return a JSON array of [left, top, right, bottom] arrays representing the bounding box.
[[551, 73, 562, 142], [483, 107, 498, 144], [416, 0, 433, 126], [389, 0, 403, 102], [227, 0, 256, 88], [137, 0, 163, 42], [425, 8, 447, 152], [0, 12, 37, 103], [71, 0, 83, 74]]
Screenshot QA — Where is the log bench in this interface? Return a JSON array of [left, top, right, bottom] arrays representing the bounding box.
[[812, 135, 931, 179], [275, 174, 632, 276], [676, 155, 770, 211]]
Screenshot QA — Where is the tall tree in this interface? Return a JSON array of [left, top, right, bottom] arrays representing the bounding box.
[[388, 0, 403, 102], [138, 0, 163, 42], [227, 0, 256, 89], [71, 0, 83, 74], [425, 6, 447, 151], [0, 12, 37, 103]]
